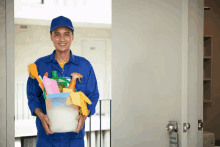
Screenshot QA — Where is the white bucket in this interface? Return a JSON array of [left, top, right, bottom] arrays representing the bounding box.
[[45, 94, 79, 133]]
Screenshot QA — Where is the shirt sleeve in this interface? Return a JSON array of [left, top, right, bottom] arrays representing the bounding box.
[[26, 76, 43, 117], [86, 65, 100, 117]]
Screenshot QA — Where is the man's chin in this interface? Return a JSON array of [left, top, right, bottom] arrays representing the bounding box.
[[56, 48, 70, 52]]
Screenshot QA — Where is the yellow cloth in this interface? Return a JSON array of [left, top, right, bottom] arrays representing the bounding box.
[[63, 88, 92, 116], [79, 91, 92, 116], [66, 92, 81, 106], [57, 60, 67, 71], [79, 91, 92, 105]]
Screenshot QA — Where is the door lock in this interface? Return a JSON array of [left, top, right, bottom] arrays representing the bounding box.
[[166, 121, 179, 147], [183, 123, 190, 132], [198, 120, 203, 130]]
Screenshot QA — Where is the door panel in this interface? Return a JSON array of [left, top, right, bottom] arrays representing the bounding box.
[[81, 39, 107, 101], [112, 0, 203, 146], [81, 39, 106, 81]]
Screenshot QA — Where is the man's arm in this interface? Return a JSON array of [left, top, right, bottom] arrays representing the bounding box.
[[34, 108, 45, 118], [86, 65, 100, 117], [27, 76, 54, 134], [26, 76, 44, 117]]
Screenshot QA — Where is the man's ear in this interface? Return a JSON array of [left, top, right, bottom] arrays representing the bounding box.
[[72, 33, 74, 41], [50, 33, 53, 41]]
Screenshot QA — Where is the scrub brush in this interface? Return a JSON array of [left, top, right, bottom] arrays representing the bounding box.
[[27, 63, 44, 90]]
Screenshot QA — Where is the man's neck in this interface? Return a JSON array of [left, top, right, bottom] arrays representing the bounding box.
[[55, 50, 70, 63]]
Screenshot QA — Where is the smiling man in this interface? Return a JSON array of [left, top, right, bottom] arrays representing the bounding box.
[[26, 16, 99, 147]]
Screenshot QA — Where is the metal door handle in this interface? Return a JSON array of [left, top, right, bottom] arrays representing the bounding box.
[[166, 124, 178, 132], [167, 121, 179, 146]]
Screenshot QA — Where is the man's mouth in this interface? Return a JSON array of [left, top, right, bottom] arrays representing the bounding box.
[[59, 44, 67, 46]]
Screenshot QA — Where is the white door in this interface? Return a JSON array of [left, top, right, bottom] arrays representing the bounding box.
[[112, 0, 203, 147], [81, 39, 107, 101], [81, 39, 106, 82]]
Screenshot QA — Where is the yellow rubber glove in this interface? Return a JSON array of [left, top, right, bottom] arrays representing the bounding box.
[[78, 91, 92, 116], [63, 88, 92, 116], [64, 88, 81, 106], [64, 88, 75, 105], [69, 92, 81, 106], [78, 91, 92, 105]]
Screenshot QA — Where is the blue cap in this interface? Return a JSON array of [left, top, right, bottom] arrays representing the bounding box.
[[50, 16, 74, 32]]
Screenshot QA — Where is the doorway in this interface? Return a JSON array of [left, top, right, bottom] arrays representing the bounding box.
[[13, 0, 112, 147], [203, 0, 220, 146]]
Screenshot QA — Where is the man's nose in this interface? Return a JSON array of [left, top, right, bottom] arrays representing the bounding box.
[[59, 35, 65, 41]]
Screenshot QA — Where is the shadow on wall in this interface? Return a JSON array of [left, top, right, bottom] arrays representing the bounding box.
[[204, 97, 220, 140]]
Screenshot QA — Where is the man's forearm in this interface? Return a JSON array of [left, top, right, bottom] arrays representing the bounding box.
[[34, 108, 44, 118]]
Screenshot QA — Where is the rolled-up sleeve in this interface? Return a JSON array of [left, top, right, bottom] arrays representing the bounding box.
[[86, 65, 99, 117], [26, 77, 43, 117]]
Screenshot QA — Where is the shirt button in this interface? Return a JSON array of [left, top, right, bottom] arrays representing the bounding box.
[[70, 135, 71, 137]]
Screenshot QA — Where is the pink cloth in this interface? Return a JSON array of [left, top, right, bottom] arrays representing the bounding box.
[[43, 76, 60, 94]]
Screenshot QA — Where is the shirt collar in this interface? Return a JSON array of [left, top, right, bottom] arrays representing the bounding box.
[[46, 50, 79, 65]]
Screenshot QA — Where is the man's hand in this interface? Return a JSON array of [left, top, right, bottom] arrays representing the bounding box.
[[73, 110, 90, 133], [39, 114, 54, 135], [34, 108, 54, 135]]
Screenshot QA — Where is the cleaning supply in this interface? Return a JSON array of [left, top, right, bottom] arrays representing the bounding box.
[[57, 82, 66, 92], [43, 76, 60, 95], [52, 71, 68, 91], [68, 73, 83, 92], [45, 91, 79, 133], [79, 91, 92, 116], [28, 66, 89, 132], [42, 71, 77, 100], [63, 88, 92, 116], [27, 63, 44, 90], [28, 63, 49, 100], [43, 71, 80, 133], [63, 88, 80, 111], [46, 103, 79, 133], [51, 71, 77, 91], [43, 72, 48, 95], [69, 91, 81, 106]]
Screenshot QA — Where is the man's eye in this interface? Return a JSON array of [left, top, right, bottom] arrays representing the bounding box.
[[65, 34, 69, 36]]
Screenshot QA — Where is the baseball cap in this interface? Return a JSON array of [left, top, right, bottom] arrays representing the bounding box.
[[50, 16, 74, 32]]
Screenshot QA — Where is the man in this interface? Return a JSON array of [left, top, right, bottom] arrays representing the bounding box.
[[26, 16, 99, 147]]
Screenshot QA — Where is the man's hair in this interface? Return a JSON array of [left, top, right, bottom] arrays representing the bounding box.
[[50, 26, 74, 35]]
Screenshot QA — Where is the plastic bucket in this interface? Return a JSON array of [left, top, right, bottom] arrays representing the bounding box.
[[45, 92, 79, 133]]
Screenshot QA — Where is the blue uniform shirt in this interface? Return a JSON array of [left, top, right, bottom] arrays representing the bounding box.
[[26, 50, 99, 139]]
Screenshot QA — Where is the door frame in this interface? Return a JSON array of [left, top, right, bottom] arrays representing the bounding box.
[[197, 0, 204, 146], [0, 0, 15, 146]]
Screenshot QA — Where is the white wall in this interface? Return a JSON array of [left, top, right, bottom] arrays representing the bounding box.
[[14, 0, 111, 25]]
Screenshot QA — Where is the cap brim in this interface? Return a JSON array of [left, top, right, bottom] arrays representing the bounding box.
[[50, 25, 74, 31]]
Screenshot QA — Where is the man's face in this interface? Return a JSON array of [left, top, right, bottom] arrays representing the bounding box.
[[50, 26, 74, 52]]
